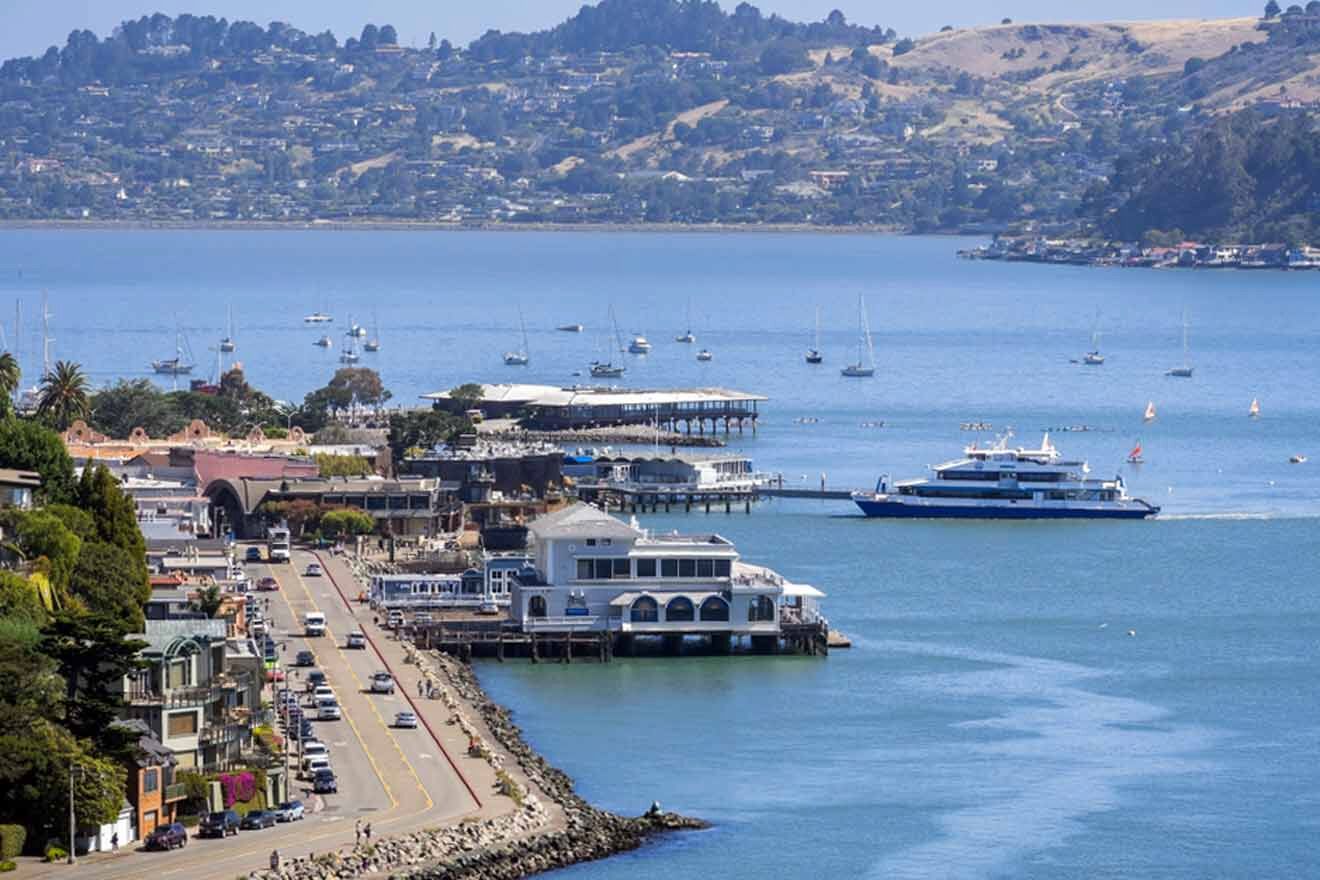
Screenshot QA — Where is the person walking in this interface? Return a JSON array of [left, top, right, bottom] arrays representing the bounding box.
[[270, 849, 281, 871], [354, 819, 362, 846], [364, 823, 372, 841], [111, 831, 119, 852], [417, 679, 423, 698]]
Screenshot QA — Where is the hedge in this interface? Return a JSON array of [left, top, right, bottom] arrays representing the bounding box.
[[0, 858, 16, 872], [0, 825, 24, 860], [43, 844, 67, 862]]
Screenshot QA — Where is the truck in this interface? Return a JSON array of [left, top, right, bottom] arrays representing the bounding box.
[[267, 525, 291, 563], [303, 611, 326, 637]]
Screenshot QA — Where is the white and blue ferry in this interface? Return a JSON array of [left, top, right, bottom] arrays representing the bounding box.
[[852, 433, 1159, 520]]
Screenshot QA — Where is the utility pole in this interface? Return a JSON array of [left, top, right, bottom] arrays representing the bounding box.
[[67, 762, 82, 864]]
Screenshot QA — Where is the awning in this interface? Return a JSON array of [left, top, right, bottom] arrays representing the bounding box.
[[781, 583, 826, 599]]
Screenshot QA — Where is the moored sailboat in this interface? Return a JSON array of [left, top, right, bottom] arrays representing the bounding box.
[[1166, 309, 1193, 377], [590, 306, 627, 377], [219, 304, 236, 353], [841, 294, 876, 377], [1249, 398, 1261, 419], [806, 306, 823, 364], [1143, 401, 1156, 422], [503, 306, 530, 366], [152, 323, 196, 375]]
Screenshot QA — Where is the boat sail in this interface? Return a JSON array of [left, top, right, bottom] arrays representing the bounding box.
[[1143, 401, 1156, 422], [503, 306, 530, 366], [219, 304, 236, 353], [1249, 398, 1261, 419], [590, 306, 627, 378], [806, 306, 823, 364], [152, 322, 196, 375], [841, 294, 876, 377], [675, 299, 695, 343], [1127, 441, 1144, 464], [1166, 309, 1193, 377]]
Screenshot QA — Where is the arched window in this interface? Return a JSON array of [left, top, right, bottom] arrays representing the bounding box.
[[630, 596, 659, 622], [665, 596, 694, 622], [748, 595, 775, 622], [528, 595, 547, 618], [699, 596, 729, 622]]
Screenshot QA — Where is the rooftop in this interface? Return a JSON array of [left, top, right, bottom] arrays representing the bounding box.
[[526, 502, 641, 541], [423, 383, 767, 408]]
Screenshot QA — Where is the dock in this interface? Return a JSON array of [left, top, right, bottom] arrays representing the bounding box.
[[576, 484, 856, 514]]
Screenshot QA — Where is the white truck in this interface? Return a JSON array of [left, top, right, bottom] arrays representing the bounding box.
[[303, 611, 327, 637], [267, 525, 291, 563]]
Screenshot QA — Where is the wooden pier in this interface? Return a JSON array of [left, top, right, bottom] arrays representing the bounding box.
[[575, 484, 857, 514]]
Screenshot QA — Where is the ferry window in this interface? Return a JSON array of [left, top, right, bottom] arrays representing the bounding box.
[[714, 560, 731, 577], [699, 596, 730, 621], [679, 559, 697, 578], [661, 559, 679, 577], [586, 539, 597, 547], [696, 559, 714, 578], [601, 538, 612, 547], [594, 559, 615, 579], [630, 596, 659, 622], [577, 559, 594, 580], [528, 596, 547, 618], [612, 558, 630, 577], [665, 597, 694, 622], [748, 596, 775, 622], [636, 559, 657, 577]]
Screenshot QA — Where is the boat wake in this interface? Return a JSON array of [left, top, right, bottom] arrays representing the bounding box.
[[1157, 511, 1314, 522], [866, 641, 1218, 880]]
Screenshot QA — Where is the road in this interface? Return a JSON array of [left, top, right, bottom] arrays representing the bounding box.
[[24, 544, 502, 880]]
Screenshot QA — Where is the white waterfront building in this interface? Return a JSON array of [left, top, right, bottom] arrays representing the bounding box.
[[510, 503, 826, 644]]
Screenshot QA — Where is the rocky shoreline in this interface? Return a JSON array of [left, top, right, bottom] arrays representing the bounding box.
[[248, 649, 706, 880]]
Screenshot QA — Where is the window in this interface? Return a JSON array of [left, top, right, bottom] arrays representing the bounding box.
[[577, 559, 594, 580], [699, 596, 730, 621], [748, 596, 776, 622], [528, 596, 547, 618], [601, 538, 612, 546], [661, 559, 679, 577], [714, 560, 731, 577], [613, 558, 630, 578], [594, 559, 614, 580], [665, 597, 694, 621], [697, 559, 714, 578], [636, 558, 657, 578], [143, 768, 159, 793], [679, 559, 697, 578], [630, 596, 659, 622], [586, 538, 597, 547], [167, 712, 198, 737]]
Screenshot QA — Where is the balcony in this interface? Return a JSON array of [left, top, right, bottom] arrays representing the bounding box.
[[164, 782, 188, 802], [199, 722, 250, 747], [125, 684, 230, 708]]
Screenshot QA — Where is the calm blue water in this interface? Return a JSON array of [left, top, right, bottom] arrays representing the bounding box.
[[3, 229, 1319, 876]]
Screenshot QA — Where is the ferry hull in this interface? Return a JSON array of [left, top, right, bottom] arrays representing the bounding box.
[[853, 497, 1158, 520]]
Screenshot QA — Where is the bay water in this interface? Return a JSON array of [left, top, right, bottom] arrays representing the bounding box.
[[2, 229, 1317, 875]]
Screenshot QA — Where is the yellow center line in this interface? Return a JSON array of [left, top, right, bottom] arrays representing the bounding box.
[[286, 556, 433, 811]]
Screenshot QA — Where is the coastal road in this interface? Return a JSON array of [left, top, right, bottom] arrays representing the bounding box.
[[22, 544, 495, 880]]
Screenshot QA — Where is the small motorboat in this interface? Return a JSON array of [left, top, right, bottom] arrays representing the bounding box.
[[557, 323, 584, 333], [1290, 454, 1307, 464], [304, 312, 332, 324], [696, 348, 713, 362], [628, 334, 652, 354], [314, 335, 332, 348], [590, 361, 625, 378]]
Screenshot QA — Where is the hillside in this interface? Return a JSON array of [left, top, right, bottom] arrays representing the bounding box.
[[0, 2, 1315, 236]]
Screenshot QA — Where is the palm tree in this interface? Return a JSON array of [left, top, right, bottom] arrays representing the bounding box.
[[36, 360, 90, 430], [0, 352, 19, 416]]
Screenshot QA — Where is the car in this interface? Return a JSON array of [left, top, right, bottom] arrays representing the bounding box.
[[386, 611, 404, 629], [273, 800, 304, 822], [304, 562, 323, 577], [312, 769, 338, 794], [302, 754, 332, 776], [305, 670, 326, 691], [245, 546, 263, 562], [300, 740, 329, 760], [316, 699, 341, 721], [299, 720, 315, 740], [266, 668, 285, 683], [197, 809, 241, 838], [369, 672, 395, 695], [312, 684, 335, 702], [240, 810, 277, 830], [345, 631, 366, 649], [393, 711, 418, 729], [145, 823, 188, 850], [294, 649, 315, 667], [414, 611, 433, 624], [256, 576, 279, 592]]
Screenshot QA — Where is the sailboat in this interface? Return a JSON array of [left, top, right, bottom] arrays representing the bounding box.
[[1127, 440, 1145, 464], [152, 322, 196, 375], [219, 304, 236, 353], [1143, 401, 1156, 422], [1249, 398, 1261, 419], [313, 334, 332, 348], [806, 307, 823, 364], [675, 300, 695, 343], [1081, 312, 1104, 365], [590, 306, 627, 378], [304, 308, 332, 323], [1166, 309, 1193, 377], [339, 322, 360, 364], [364, 312, 381, 352], [841, 295, 876, 378], [503, 307, 530, 366]]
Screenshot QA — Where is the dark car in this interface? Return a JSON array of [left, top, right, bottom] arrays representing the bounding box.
[[240, 810, 277, 830], [299, 720, 315, 739], [312, 769, 338, 794], [245, 546, 263, 562], [145, 823, 188, 850], [294, 650, 315, 667], [197, 809, 241, 838], [304, 670, 326, 691], [256, 576, 279, 592]]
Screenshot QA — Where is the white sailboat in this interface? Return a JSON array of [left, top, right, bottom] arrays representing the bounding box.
[[590, 306, 627, 378], [339, 319, 360, 364], [1143, 401, 1156, 422], [805, 306, 823, 364], [503, 306, 530, 366], [219, 304, 236, 353], [152, 322, 196, 375], [364, 312, 381, 352], [1166, 309, 1193, 377], [1249, 398, 1261, 419], [841, 294, 876, 378], [1082, 312, 1104, 365], [675, 299, 695, 343], [314, 334, 332, 348]]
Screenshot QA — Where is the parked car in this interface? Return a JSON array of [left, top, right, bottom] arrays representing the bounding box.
[[369, 672, 395, 695], [312, 769, 338, 794], [197, 810, 240, 838], [299, 720, 315, 740], [145, 823, 189, 850], [257, 576, 279, 592], [304, 562, 323, 577], [240, 810, 277, 830], [273, 800, 305, 822], [245, 546, 263, 562], [266, 668, 285, 683], [386, 610, 404, 629], [294, 649, 315, 667], [393, 711, 418, 729], [300, 740, 328, 760], [345, 631, 366, 649], [302, 755, 331, 776]]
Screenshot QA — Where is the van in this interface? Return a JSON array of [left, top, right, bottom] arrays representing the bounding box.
[[301, 741, 329, 760], [312, 685, 335, 703], [317, 698, 341, 721], [303, 612, 326, 637], [386, 610, 404, 629], [302, 754, 331, 775]]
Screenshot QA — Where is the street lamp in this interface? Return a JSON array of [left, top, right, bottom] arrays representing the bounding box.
[[67, 762, 86, 864]]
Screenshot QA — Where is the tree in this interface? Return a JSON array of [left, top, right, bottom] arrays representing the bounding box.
[[0, 418, 76, 503], [36, 360, 91, 430], [315, 454, 373, 477], [8, 509, 82, 592], [0, 352, 19, 416], [449, 383, 485, 409], [69, 542, 149, 632], [379, 24, 399, 45], [88, 378, 181, 438], [77, 465, 148, 566], [192, 583, 222, 618], [387, 409, 471, 464], [892, 37, 916, 56], [326, 367, 389, 417], [319, 508, 375, 539], [1265, 0, 1281, 17], [758, 41, 809, 75], [0, 571, 53, 623], [40, 612, 145, 745]]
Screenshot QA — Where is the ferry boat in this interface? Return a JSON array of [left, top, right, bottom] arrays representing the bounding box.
[[852, 433, 1159, 520]]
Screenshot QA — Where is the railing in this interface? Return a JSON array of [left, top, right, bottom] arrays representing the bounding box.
[[125, 685, 230, 708], [199, 722, 249, 746], [164, 782, 189, 802]]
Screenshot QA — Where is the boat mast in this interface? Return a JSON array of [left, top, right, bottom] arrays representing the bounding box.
[[519, 306, 529, 357], [814, 306, 821, 351], [1181, 308, 1190, 368], [41, 291, 52, 379]]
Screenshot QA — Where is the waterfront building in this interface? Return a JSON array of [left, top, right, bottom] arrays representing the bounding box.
[[508, 504, 826, 651], [369, 553, 532, 611]]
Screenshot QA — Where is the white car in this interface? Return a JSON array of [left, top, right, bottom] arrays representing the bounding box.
[[369, 672, 395, 695], [312, 685, 335, 703], [302, 754, 331, 775], [393, 711, 418, 729], [316, 698, 341, 721], [305, 562, 323, 577]]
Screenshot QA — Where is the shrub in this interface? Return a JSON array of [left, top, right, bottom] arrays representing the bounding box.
[[219, 771, 256, 807], [0, 825, 25, 860], [44, 844, 67, 862], [0, 859, 15, 872]]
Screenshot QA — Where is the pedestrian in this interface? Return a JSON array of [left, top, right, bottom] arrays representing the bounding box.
[[111, 831, 119, 852], [417, 679, 423, 698], [270, 849, 281, 871], [364, 823, 372, 841], [354, 819, 361, 845]]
